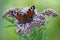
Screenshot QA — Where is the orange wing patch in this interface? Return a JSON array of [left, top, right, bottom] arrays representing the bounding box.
[[25, 8, 34, 23], [15, 12, 26, 23], [15, 13, 22, 19], [26, 9, 33, 17]]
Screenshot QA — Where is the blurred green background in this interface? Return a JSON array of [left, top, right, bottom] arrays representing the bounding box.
[[0, 0, 60, 40]]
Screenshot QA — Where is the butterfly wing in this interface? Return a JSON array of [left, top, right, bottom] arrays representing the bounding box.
[[25, 6, 35, 23], [15, 6, 35, 23], [15, 12, 26, 23]]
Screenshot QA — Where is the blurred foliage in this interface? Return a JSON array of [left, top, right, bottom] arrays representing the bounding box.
[[0, 0, 60, 40]]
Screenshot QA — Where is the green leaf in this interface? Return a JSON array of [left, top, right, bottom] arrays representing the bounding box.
[[5, 17, 14, 24], [29, 26, 37, 40], [18, 33, 30, 40], [0, 25, 16, 31], [5, 24, 16, 27]]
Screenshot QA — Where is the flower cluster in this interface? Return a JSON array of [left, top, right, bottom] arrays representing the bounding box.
[[1, 7, 58, 34]]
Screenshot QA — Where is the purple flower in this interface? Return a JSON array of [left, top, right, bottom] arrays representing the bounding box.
[[16, 23, 32, 34], [1, 7, 58, 34], [41, 9, 58, 16]]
